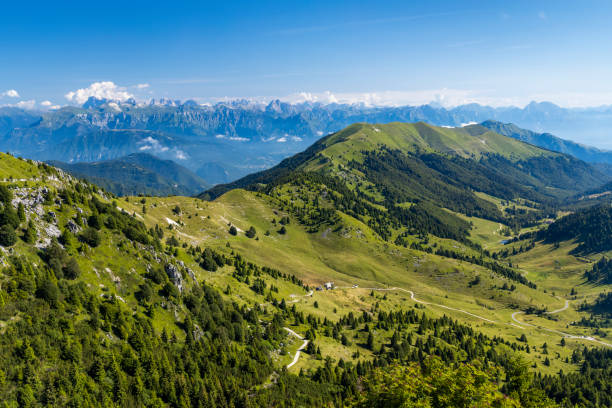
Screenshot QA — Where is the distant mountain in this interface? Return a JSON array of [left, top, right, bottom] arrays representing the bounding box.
[[480, 120, 612, 165], [4, 98, 612, 183], [0, 107, 40, 138], [49, 153, 209, 196], [196, 162, 242, 185]]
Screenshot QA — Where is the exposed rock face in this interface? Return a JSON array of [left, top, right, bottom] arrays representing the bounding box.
[[12, 186, 48, 216], [66, 219, 81, 234], [165, 263, 184, 293], [177, 260, 198, 285], [45, 224, 61, 237]]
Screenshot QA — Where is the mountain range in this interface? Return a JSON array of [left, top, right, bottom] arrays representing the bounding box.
[[480, 120, 612, 168], [3, 98, 612, 185]]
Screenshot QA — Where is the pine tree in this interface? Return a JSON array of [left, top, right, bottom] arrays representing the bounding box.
[[23, 220, 37, 244], [367, 332, 374, 350]]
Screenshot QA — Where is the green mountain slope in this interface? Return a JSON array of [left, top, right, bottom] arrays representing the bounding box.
[[49, 153, 209, 196], [205, 122, 607, 198], [0, 153, 534, 407], [0, 150, 610, 406], [537, 203, 612, 254], [481, 119, 612, 166], [202, 122, 608, 245]]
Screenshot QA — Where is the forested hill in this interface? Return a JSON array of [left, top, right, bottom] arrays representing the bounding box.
[[201, 122, 608, 244], [49, 153, 209, 196], [203, 122, 608, 199], [538, 204, 612, 254]]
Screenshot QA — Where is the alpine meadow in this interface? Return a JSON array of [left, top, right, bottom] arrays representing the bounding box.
[[1, 1, 612, 407]]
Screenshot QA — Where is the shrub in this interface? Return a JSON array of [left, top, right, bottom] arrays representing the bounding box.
[[124, 226, 149, 245], [88, 214, 102, 230], [146, 267, 166, 285], [0, 225, 17, 247], [37, 279, 59, 305], [80, 227, 101, 247], [0, 207, 20, 229], [63, 258, 81, 279], [245, 226, 256, 238], [229, 225, 237, 236], [136, 283, 153, 303], [0, 185, 12, 205], [161, 282, 179, 299]]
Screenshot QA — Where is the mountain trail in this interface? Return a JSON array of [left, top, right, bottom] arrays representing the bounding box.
[[335, 286, 611, 348], [284, 327, 309, 369]]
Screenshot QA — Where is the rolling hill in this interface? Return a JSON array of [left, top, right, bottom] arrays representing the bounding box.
[[201, 122, 609, 245], [204, 122, 609, 198]]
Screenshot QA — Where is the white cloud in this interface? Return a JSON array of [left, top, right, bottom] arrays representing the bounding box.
[[107, 102, 122, 112], [65, 81, 134, 104], [280, 89, 612, 109], [281, 89, 528, 108], [215, 134, 249, 141], [277, 137, 287, 143], [136, 83, 150, 89], [174, 150, 187, 160], [292, 91, 339, 104], [2, 89, 20, 98], [291, 136, 303, 142], [15, 100, 36, 109], [138, 136, 169, 152], [40, 100, 53, 106]]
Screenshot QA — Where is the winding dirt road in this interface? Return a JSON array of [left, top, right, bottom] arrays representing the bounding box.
[[284, 327, 309, 369], [282, 285, 609, 370], [342, 286, 612, 348], [511, 309, 611, 347], [546, 299, 570, 315]]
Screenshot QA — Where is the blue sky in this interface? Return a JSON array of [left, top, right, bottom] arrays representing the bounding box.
[[2, 0, 612, 108]]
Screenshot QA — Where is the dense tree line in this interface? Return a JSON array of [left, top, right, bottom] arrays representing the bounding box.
[[0, 254, 279, 407], [263, 171, 474, 243], [584, 257, 612, 284], [434, 247, 537, 288], [356, 149, 505, 222], [536, 347, 612, 407], [538, 204, 612, 254]]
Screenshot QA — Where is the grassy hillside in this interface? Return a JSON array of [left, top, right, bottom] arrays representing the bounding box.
[[205, 122, 608, 202], [0, 154, 533, 407], [123, 180, 612, 406], [0, 136, 611, 407], [311, 122, 551, 163]]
